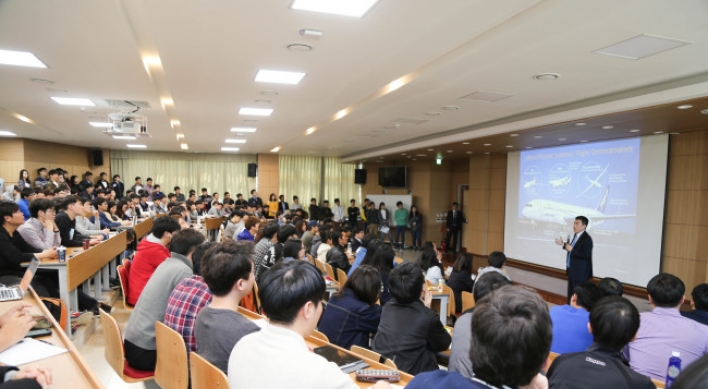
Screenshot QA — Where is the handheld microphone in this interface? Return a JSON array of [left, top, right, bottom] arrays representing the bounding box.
[[566, 234, 570, 244]]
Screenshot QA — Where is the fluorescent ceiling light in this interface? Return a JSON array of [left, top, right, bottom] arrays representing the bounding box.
[[112, 135, 136, 140], [230, 127, 257, 133], [291, 0, 379, 17], [90, 122, 113, 128], [0, 130, 17, 137], [0, 49, 47, 68], [51, 97, 95, 106], [239, 108, 273, 116], [225, 139, 247, 144], [126, 144, 147, 148], [180, 143, 189, 150], [221, 147, 240, 152], [16, 114, 32, 123], [255, 70, 306, 85], [594, 34, 691, 60], [270, 146, 281, 152]]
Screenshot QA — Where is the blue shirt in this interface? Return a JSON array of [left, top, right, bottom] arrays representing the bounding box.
[[406, 370, 491, 389], [318, 288, 382, 350], [549, 304, 593, 354], [347, 247, 367, 277], [18, 198, 30, 221]]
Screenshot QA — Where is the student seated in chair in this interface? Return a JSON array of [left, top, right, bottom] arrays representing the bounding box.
[[195, 241, 261, 374], [228, 260, 391, 389], [549, 281, 602, 354]]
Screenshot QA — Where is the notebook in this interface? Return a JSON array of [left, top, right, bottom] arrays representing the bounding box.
[[0, 256, 39, 302]]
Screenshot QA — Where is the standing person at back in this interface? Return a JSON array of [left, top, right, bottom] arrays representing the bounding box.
[[624, 273, 708, 381], [228, 260, 391, 389], [127, 217, 181, 306], [445, 202, 466, 253], [393, 201, 407, 249]]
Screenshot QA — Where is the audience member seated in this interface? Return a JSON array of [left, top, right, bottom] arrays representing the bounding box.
[[124, 228, 206, 371], [17, 189, 35, 221], [0, 304, 53, 389], [17, 199, 60, 250], [419, 245, 444, 285], [54, 196, 101, 248], [74, 199, 107, 237], [228, 260, 391, 389], [474, 251, 511, 291], [350, 227, 364, 253], [406, 285, 552, 389], [449, 272, 512, 378], [361, 242, 394, 305], [127, 216, 181, 306], [597, 277, 624, 297], [94, 198, 129, 229], [624, 273, 708, 381], [326, 230, 351, 277], [447, 253, 474, 314], [548, 296, 655, 388], [236, 216, 259, 242], [682, 283, 708, 326], [347, 234, 376, 277], [319, 265, 383, 349], [315, 230, 332, 263], [164, 242, 217, 353], [222, 209, 244, 242], [195, 241, 261, 373], [372, 262, 451, 375], [281, 239, 305, 262], [550, 281, 601, 354], [301, 221, 318, 253], [253, 222, 278, 282]]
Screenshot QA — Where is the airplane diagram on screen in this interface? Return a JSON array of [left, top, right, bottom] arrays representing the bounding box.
[[577, 164, 609, 198], [521, 186, 635, 228], [549, 176, 571, 189], [523, 177, 537, 188]]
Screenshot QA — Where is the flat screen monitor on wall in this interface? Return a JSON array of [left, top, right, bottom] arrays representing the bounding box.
[[378, 166, 407, 188]]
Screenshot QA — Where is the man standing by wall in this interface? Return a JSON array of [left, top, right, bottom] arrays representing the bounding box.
[[445, 202, 466, 253]]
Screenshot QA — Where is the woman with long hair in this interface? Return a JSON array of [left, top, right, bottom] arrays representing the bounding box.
[[268, 193, 278, 218], [18, 169, 31, 190], [419, 242, 445, 285], [318, 265, 382, 349], [362, 244, 395, 305], [447, 253, 474, 314]]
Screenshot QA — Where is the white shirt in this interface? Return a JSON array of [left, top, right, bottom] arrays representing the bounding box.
[[332, 205, 345, 222], [425, 266, 445, 285], [317, 243, 332, 263], [229, 324, 357, 389]]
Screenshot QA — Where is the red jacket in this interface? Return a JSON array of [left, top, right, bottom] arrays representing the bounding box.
[[127, 238, 170, 305]]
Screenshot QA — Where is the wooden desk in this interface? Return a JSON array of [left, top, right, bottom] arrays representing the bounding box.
[[237, 307, 413, 387], [133, 217, 154, 240], [0, 288, 105, 389], [431, 291, 449, 326], [30, 233, 126, 334]]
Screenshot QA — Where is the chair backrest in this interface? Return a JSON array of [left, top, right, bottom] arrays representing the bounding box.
[[98, 308, 128, 380], [350, 345, 381, 362], [461, 291, 475, 312], [651, 378, 665, 389], [253, 283, 262, 314], [547, 351, 560, 367], [314, 258, 325, 274], [311, 329, 329, 342], [324, 263, 336, 280], [383, 357, 398, 370], [190, 352, 230, 389], [336, 268, 348, 289], [442, 284, 456, 318], [155, 321, 189, 389], [306, 253, 315, 265], [117, 264, 133, 310]]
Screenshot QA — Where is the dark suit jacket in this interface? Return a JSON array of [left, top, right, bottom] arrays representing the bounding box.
[[278, 201, 289, 212], [446, 210, 466, 229], [567, 231, 593, 281]]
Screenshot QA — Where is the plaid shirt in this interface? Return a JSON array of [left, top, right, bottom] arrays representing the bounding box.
[[164, 275, 212, 352]]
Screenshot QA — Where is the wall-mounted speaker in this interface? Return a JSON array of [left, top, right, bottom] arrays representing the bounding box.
[[92, 149, 104, 166], [354, 169, 367, 184], [248, 163, 258, 177]]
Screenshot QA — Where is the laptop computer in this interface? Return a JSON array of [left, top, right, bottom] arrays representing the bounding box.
[[0, 256, 40, 302]]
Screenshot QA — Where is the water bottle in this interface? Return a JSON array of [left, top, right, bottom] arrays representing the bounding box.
[[665, 351, 682, 388]]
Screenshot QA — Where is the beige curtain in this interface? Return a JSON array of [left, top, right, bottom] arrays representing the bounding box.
[[278, 155, 322, 204], [322, 157, 359, 204], [110, 150, 256, 195]]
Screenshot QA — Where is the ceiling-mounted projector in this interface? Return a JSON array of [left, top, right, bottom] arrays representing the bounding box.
[[103, 112, 152, 138]]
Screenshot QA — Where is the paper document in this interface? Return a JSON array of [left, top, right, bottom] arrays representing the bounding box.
[[0, 338, 67, 365]]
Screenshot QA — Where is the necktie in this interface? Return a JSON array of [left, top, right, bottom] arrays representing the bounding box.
[[566, 234, 577, 268]]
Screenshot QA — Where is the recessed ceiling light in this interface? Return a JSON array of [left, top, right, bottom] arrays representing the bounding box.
[[677, 104, 693, 110], [506, 145, 513, 148], [533, 73, 560, 81], [425, 112, 441, 116], [466, 151, 473, 154], [230, 127, 257, 133], [510, 134, 519, 137], [287, 43, 313, 52], [462, 142, 470, 145], [602, 125, 614, 129], [0, 130, 17, 137], [112, 135, 136, 140], [30, 78, 53, 84], [533, 135, 543, 139], [126, 144, 147, 148], [15, 114, 32, 123], [0, 49, 47, 68], [412, 159, 417, 161], [90, 122, 112, 128], [580, 140, 588, 143], [299, 29, 324, 37], [406, 156, 412, 159], [225, 139, 247, 144], [558, 138, 567, 141], [484, 152, 490, 155], [221, 147, 240, 152], [416, 154, 426, 157], [306, 127, 316, 135], [427, 148, 434, 151], [458, 91, 513, 102], [484, 143, 491, 146], [525, 147, 533, 149], [654, 131, 664, 134], [441, 106, 460, 111], [270, 146, 281, 152], [670, 132, 680, 135], [629, 129, 640, 133], [575, 122, 586, 126], [290, 0, 380, 18], [51, 97, 95, 106], [401, 153, 406, 155], [594, 34, 690, 60], [446, 150, 453, 153], [239, 107, 273, 116], [180, 143, 189, 150], [255, 70, 306, 85]]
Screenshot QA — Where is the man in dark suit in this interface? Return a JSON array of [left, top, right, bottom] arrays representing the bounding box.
[[445, 202, 467, 252], [556, 216, 593, 303], [277, 194, 289, 213]]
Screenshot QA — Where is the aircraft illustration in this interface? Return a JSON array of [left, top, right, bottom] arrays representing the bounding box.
[[521, 186, 635, 227], [548, 176, 571, 189], [523, 177, 537, 188], [577, 164, 609, 198]]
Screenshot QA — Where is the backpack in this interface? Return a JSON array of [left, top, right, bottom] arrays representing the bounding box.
[[41, 297, 68, 330]]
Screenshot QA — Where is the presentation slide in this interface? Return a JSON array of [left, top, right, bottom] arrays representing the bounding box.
[[504, 135, 668, 287]]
